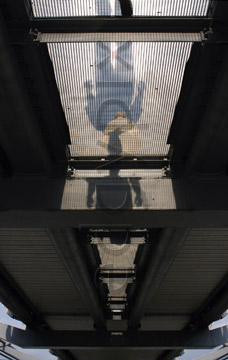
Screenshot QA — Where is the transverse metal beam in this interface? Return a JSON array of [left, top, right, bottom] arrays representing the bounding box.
[[29, 17, 211, 34], [37, 32, 204, 43], [0, 324, 228, 349], [2, 176, 228, 227]]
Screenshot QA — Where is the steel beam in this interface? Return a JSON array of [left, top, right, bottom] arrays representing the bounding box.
[[1, 176, 228, 227], [128, 229, 189, 329], [186, 45, 228, 175], [69, 157, 169, 170], [47, 229, 106, 329], [3, 210, 228, 228], [0, 12, 52, 175], [0, 324, 228, 349], [29, 17, 211, 34], [37, 32, 203, 43]]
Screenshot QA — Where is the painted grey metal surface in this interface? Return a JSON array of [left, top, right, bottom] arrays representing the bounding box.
[[0, 229, 89, 316], [145, 229, 228, 320], [0, 13, 52, 175], [128, 228, 190, 328], [47, 229, 106, 329]]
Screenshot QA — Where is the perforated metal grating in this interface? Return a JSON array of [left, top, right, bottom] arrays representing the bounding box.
[[47, 40, 192, 156], [32, 0, 210, 17]]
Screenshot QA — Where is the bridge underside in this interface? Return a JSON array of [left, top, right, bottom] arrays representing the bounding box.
[[1, 1, 228, 360]]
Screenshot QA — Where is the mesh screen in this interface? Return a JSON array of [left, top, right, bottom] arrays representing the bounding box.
[[32, 0, 210, 17], [48, 40, 192, 156]]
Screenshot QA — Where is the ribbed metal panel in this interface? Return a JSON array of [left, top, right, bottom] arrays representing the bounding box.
[[70, 349, 164, 360], [0, 229, 88, 314], [98, 243, 138, 270], [40, 33, 203, 43], [32, 0, 210, 17], [145, 229, 228, 315], [47, 40, 191, 156]]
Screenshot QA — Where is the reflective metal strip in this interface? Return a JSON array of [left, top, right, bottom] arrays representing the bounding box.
[[37, 32, 204, 43]]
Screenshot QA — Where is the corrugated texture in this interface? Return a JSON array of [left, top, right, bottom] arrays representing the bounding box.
[[70, 349, 164, 360], [0, 229, 88, 314], [61, 175, 177, 210], [140, 315, 190, 330], [98, 243, 138, 269], [32, 0, 210, 17], [145, 229, 228, 315], [40, 33, 203, 43], [97, 241, 140, 297], [48, 40, 191, 156]]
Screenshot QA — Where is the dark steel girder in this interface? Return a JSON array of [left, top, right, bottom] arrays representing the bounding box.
[[2, 176, 228, 227], [0, 324, 228, 349], [69, 157, 169, 170], [47, 229, 106, 329], [0, 12, 52, 175], [128, 228, 189, 329], [29, 17, 211, 34]]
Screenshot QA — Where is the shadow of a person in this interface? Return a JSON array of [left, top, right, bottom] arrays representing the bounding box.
[[86, 167, 142, 209], [85, 0, 143, 208], [85, 0, 145, 152]]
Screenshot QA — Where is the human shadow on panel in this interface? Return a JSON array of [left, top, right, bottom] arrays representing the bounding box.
[[85, 0, 144, 211], [85, 0, 145, 156]]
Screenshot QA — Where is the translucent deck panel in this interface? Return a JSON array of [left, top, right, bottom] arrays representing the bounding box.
[[32, 0, 210, 17], [47, 40, 192, 156]]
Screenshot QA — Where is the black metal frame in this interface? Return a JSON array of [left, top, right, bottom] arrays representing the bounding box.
[[69, 157, 169, 170], [29, 17, 211, 34], [0, 323, 228, 349]]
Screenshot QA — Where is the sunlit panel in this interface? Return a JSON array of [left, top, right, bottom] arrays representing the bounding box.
[[32, 0, 210, 17], [48, 40, 191, 156]]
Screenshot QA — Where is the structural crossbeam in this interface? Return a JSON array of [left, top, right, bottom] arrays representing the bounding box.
[[1, 177, 228, 227], [29, 17, 211, 34], [0, 324, 228, 350]]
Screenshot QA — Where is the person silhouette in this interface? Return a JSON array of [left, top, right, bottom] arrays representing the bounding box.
[[100, 111, 141, 155], [118, 0, 133, 16], [87, 168, 142, 208], [85, 0, 145, 156]]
